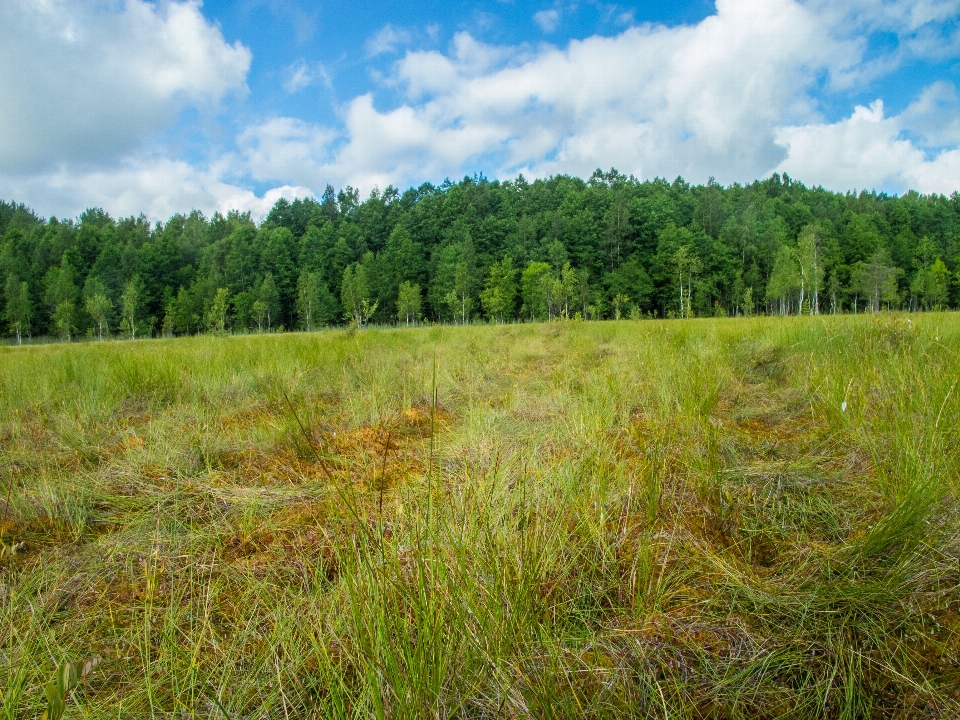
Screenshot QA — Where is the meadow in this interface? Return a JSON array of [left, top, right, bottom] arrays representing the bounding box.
[[1, 314, 959, 718]]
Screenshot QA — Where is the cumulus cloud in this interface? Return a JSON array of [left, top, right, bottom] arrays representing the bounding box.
[[250, 0, 960, 197], [6, 0, 960, 220], [0, 0, 304, 222], [776, 94, 960, 195], [239, 117, 336, 185], [0, 157, 310, 222], [280, 0, 845, 190], [0, 0, 251, 174]]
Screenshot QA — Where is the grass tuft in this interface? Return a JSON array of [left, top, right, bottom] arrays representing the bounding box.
[[1, 315, 959, 717]]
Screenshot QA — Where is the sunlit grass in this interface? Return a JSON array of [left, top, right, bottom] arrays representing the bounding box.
[[1, 313, 959, 718]]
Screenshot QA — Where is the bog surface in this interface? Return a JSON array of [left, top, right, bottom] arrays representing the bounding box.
[[1, 315, 959, 718]]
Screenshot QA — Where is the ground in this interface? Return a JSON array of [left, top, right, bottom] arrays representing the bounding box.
[[1, 314, 959, 718]]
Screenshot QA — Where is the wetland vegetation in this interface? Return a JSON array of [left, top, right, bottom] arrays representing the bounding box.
[[1, 313, 959, 718]]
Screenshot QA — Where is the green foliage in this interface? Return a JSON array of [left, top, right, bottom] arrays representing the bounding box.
[[480, 255, 517, 322], [3, 171, 960, 342], [84, 294, 112, 340], [3, 273, 31, 343], [796, 225, 824, 314], [258, 272, 281, 330], [396, 280, 422, 325], [206, 287, 230, 333], [520, 260, 552, 320], [851, 247, 904, 312], [295, 269, 322, 331], [341, 255, 380, 327], [604, 255, 652, 313], [766, 244, 800, 315], [40, 658, 101, 720]]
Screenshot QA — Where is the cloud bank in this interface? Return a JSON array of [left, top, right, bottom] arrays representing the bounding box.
[[2, 0, 960, 221]]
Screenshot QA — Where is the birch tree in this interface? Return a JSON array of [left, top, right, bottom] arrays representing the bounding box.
[[4, 275, 31, 344], [796, 226, 824, 315], [120, 277, 141, 339], [85, 293, 112, 340], [207, 288, 230, 333], [397, 281, 422, 326]]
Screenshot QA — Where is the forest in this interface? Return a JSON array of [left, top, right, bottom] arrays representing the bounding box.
[[2, 170, 958, 342]]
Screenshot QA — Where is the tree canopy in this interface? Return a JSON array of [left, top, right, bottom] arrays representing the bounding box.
[[2, 171, 959, 340]]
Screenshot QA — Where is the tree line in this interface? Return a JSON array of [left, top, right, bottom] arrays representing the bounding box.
[[2, 170, 959, 342]]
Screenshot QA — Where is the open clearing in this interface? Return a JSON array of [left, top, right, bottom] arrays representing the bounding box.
[[2, 315, 959, 718]]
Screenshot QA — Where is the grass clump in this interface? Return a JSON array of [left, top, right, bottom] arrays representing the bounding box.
[[1, 314, 958, 718]]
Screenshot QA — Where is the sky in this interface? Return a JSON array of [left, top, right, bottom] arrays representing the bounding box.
[[1, 0, 959, 221]]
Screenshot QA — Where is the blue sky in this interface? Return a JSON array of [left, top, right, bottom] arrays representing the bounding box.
[[1, 0, 959, 220]]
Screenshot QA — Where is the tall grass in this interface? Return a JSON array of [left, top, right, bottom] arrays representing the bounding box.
[[1, 314, 958, 717]]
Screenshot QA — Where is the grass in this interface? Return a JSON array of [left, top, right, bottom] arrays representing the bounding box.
[[1, 313, 959, 718]]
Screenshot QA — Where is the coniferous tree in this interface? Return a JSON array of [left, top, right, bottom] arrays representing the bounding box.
[[6, 170, 960, 342], [851, 247, 903, 312]]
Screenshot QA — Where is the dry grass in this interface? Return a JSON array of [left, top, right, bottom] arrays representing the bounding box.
[[1, 313, 959, 718]]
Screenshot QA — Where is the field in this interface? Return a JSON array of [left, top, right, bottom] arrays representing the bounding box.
[[2, 314, 959, 718]]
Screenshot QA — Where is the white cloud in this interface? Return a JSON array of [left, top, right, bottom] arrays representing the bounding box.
[[316, 0, 843, 188], [239, 118, 336, 186], [534, 9, 561, 33], [283, 60, 331, 93], [260, 0, 960, 197], [366, 24, 413, 57], [775, 96, 960, 195], [0, 156, 310, 222], [6, 0, 960, 220], [899, 81, 960, 146], [0, 0, 251, 174]]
